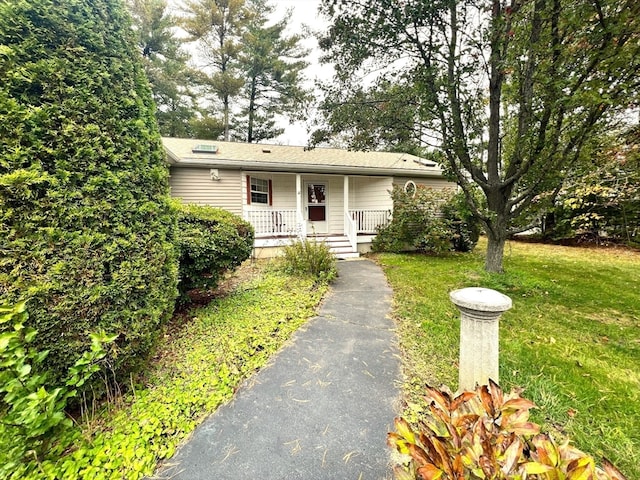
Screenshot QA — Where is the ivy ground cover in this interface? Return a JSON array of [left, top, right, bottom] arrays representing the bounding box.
[[376, 239, 639, 478], [8, 267, 326, 480]]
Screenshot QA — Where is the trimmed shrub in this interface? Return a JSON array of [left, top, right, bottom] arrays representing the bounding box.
[[373, 186, 480, 254], [176, 204, 254, 298], [0, 0, 178, 385], [279, 238, 337, 283], [389, 381, 626, 480]]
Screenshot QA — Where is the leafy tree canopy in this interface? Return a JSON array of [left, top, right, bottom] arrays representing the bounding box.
[[312, 77, 424, 155], [544, 124, 640, 245], [319, 0, 640, 271]]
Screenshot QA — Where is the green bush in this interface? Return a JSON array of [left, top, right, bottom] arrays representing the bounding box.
[[279, 238, 337, 283], [0, 302, 115, 475], [441, 190, 481, 252], [0, 0, 178, 386], [540, 128, 640, 247], [176, 204, 254, 299], [373, 186, 480, 254], [389, 381, 626, 480]]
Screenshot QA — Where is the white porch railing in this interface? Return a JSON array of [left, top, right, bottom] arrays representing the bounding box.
[[245, 210, 300, 237], [344, 211, 357, 251], [246, 208, 391, 239], [349, 209, 391, 233]]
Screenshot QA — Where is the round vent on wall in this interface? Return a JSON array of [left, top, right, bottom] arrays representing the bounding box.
[[404, 180, 417, 197]]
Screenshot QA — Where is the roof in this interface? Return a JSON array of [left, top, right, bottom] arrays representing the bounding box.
[[162, 137, 445, 178]]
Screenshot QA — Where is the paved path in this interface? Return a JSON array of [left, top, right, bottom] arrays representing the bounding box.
[[154, 259, 400, 480]]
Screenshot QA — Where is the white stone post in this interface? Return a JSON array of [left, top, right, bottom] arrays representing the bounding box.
[[449, 288, 512, 391]]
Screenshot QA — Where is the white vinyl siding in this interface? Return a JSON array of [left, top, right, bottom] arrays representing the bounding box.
[[247, 173, 345, 234], [270, 174, 297, 209], [169, 167, 242, 215], [242, 173, 297, 211], [327, 177, 344, 234], [168, 167, 453, 237], [348, 176, 393, 211]]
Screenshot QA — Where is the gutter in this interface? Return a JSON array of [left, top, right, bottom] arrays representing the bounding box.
[[168, 156, 444, 178]]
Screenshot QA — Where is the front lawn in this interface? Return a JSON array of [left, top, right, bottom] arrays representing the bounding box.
[[376, 239, 640, 478]]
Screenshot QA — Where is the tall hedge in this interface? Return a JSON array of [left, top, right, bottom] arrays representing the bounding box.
[[0, 0, 178, 382]]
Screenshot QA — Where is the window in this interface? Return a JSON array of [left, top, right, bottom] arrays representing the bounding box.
[[247, 176, 271, 205], [404, 180, 417, 197]]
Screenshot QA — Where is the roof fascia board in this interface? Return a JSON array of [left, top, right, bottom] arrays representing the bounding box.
[[165, 150, 180, 165], [171, 157, 443, 178]]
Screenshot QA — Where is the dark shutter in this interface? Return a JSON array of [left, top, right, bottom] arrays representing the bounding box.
[[268, 179, 273, 206], [246, 175, 251, 205]]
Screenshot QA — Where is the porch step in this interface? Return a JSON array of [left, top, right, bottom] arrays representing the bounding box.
[[333, 251, 361, 259], [311, 235, 360, 259]]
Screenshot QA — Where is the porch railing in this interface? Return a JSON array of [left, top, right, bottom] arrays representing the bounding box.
[[246, 208, 391, 238], [349, 209, 391, 234], [344, 211, 357, 251], [245, 209, 299, 237]]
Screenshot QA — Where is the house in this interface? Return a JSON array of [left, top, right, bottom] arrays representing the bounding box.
[[163, 137, 455, 258]]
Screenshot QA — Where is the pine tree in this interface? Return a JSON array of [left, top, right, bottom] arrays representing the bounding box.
[[181, 0, 248, 140], [128, 0, 200, 137], [238, 1, 310, 143]]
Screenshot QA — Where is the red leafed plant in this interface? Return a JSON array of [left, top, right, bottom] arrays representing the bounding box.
[[388, 380, 626, 480]]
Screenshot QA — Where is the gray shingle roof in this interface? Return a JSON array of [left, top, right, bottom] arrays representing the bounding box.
[[162, 137, 445, 178]]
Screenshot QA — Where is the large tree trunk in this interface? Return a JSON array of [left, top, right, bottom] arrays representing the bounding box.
[[484, 208, 509, 272], [485, 234, 506, 273]]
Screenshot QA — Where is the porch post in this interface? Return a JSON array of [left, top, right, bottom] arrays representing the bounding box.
[[343, 175, 357, 250], [343, 175, 349, 214], [296, 174, 304, 238]]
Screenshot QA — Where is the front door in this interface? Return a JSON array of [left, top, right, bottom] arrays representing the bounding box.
[[305, 182, 328, 234]]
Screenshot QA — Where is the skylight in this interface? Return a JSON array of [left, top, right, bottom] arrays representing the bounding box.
[[192, 144, 218, 154]]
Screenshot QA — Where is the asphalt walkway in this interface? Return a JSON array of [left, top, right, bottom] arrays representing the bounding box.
[[153, 259, 400, 480]]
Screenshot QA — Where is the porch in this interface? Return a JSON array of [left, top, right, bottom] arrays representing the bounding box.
[[241, 173, 393, 257]]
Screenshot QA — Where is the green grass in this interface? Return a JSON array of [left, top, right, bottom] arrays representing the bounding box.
[[376, 239, 640, 478], [10, 267, 327, 480]]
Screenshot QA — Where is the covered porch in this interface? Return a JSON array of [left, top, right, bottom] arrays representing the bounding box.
[[242, 173, 392, 254]]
